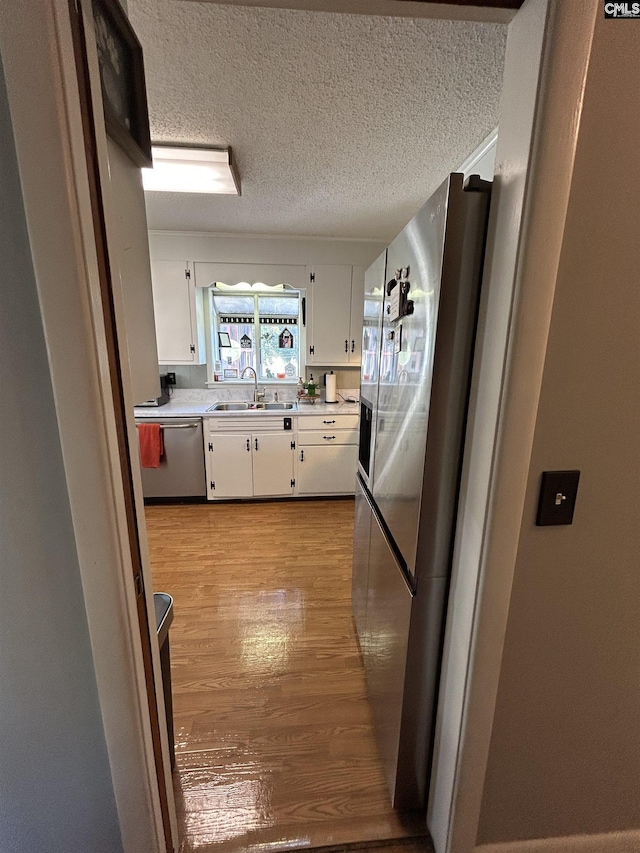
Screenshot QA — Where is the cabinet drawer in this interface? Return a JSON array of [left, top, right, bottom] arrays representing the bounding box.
[[298, 430, 357, 446], [298, 414, 359, 431], [206, 415, 295, 433]]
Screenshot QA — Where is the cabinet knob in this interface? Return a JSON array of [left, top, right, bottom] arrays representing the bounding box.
[[300, 449, 305, 462], [351, 339, 355, 353], [344, 340, 348, 352], [323, 435, 336, 440], [246, 439, 250, 452], [255, 438, 259, 451]]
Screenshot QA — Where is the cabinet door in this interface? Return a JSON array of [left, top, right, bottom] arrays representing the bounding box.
[[107, 138, 160, 403], [297, 443, 358, 494], [348, 265, 365, 365], [308, 265, 352, 365], [150, 260, 205, 364], [252, 433, 294, 497], [208, 433, 253, 498]]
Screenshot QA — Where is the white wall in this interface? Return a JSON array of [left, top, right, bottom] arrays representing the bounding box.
[[193, 0, 515, 23], [458, 129, 497, 181], [428, 2, 552, 847], [428, 2, 607, 851], [477, 8, 640, 846], [0, 56, 123, 853], [148, 230, 384, 267]]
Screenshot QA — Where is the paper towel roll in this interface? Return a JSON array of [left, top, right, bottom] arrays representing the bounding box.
[[325, 373, 338, 403]]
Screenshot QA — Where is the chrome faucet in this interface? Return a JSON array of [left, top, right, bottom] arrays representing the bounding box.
[[241, 366, 265, 402]]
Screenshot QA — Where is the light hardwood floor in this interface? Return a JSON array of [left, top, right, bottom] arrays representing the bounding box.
[[145, 500, 432, 853]]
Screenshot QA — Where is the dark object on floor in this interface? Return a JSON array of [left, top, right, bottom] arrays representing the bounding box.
[[154, 592, 175, 769]]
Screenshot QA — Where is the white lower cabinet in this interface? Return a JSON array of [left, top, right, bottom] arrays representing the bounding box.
[[205, 413, 358, 500], [206, 429, 294, 499], [296, 414, 359, 495], [252, 433, 295, 496], [297, 443, 358, 494], [207, 433, 253, 498]]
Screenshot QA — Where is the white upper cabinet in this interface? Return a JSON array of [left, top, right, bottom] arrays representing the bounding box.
[[149, 257, 369, 369], [307, 264, 364, 366], [348, 266, 365, 366], [150, 260, 205, 365]]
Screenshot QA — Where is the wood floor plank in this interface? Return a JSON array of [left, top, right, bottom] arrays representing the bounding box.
[[145, 500, 431, 853]]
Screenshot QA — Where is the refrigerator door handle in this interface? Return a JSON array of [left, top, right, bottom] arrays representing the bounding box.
[[357, 476, 415, 596]]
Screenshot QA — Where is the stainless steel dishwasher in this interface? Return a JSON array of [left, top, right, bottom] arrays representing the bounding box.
[[135, 418, 206, 499]]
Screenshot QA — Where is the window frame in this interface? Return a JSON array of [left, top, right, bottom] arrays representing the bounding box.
[[205, 286, 306, 386]]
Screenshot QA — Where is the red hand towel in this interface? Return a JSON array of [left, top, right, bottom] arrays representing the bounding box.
[[138, 423, 164, 468]]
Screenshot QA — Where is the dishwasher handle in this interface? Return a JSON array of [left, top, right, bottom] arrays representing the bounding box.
[[135, 421, 199, 430], [159, 423, 198, 430]]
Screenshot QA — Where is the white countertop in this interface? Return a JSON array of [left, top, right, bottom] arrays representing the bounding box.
[[134, 399, 360, 419]]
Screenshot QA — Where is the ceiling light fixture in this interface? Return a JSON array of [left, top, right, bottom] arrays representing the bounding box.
[[142, 146, 240, 195]]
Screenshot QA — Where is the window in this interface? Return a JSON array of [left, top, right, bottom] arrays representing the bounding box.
[[209, 288, 302, 382]]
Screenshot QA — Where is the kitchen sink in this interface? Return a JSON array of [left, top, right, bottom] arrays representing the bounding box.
[[259, 402, 296, 410], [207, 401, 297, 412], [207, 402, 250, 411]]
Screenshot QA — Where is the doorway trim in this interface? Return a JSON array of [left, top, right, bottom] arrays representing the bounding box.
[[0, 2, 176, 850], [427, 2, 599, 851]]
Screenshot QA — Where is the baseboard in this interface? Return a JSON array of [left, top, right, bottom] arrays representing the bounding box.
[[476, 829, 640, 853]]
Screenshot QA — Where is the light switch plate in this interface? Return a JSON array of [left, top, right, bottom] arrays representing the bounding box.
[[536, 470, 580, 526]]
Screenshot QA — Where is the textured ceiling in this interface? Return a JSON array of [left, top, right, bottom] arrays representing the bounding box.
[[174, 0, 519, 23], [128, 1, 507, 240]]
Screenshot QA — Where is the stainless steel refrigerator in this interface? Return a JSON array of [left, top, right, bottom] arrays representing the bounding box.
[[352, 172, 491, 810]]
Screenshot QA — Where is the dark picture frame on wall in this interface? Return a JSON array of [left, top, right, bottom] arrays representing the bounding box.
[[91, 0, 152, 168]]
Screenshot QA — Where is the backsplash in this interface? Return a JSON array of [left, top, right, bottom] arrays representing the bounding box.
[[168, 386, 360, 404], [162, 364, 208, 389], [161, 364, 360, 400], [162, 364, 359, 389]]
